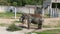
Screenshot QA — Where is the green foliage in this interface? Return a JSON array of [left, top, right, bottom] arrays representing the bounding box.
[[7, 23, 22, 31], [0, 0, 8, 5], [44, 14, 50, 18], [36, 29, 60, 34], [13, 2, 17, 6], [25, 0, 43, 5], [28, 29, 60, 34], [0, 12, 22, 18], [0, 0, 43, 6]]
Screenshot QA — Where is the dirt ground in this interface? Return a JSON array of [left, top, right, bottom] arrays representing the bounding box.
[[0, 19, 18, 24], [0, 18, 60, 25], [0, 18, 60, 27], [43, 18, 60, 27], [0, 27, 60, 34], [0, 18, 60, 34]]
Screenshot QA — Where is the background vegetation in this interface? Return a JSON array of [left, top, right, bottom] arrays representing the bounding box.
[[0, 0, 43, 6]]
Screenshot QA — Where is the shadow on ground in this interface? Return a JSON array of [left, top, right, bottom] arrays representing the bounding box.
[[18, 25, 42, 30]]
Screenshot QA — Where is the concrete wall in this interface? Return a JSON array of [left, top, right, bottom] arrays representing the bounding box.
[[16, 7, 35, 14], [0, 6, 35, 14], [0, 6, 10, 12]]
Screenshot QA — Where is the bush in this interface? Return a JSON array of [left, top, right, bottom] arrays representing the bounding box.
[[44, 14, 50, 18], [7, 23, 22, 31]]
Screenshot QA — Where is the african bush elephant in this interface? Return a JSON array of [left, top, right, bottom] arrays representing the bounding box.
[[19, 13, 43, 29]]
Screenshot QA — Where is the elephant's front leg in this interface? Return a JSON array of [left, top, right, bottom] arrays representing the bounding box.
[[27, 18, 31, 29], [38, 19, 42, 29]]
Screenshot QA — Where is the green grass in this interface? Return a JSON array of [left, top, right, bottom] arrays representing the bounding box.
[[13, 20, 21, 23], [43, 25, 52, 28], [43, 25, 60, 28], [0, 12, 22, 19], [44, 14, 50, 18], [7, 23, 22, 31], [0, 23, 8, 27], [28, 29, 60, 34]]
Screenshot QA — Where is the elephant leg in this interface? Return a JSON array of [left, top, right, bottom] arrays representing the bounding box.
[[27, 18, 31, 29], [38, 19, 42, 29], [22, 19, 24, 24]]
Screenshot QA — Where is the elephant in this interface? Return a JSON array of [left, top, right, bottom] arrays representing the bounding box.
[[19, 13, 43, 29]]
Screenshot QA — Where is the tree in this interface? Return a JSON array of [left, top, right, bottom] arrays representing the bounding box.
[[13, 2, 17, 6], [0, 0, 8, 5], [0, 0, 44, 6]]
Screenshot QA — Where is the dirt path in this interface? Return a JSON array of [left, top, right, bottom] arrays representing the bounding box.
[[0, 19, 18, 24], [0, 18, 60, 34], [0, 27, 60, 34]]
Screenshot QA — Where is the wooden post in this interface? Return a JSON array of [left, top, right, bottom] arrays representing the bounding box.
[[48, 5, 50, 17], [50, 1, 52, 18], [42, 8, 44, 16], [28, 7, 31, 14], [56, 3, 57, 17], [15, 7, 16, 19]]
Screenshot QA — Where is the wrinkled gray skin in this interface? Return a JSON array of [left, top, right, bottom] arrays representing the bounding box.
[[19, 13, 43, 29]]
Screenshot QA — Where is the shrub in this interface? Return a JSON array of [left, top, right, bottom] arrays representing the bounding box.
[[44, 14, 50, 18], [7, 23, 22, 31]]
